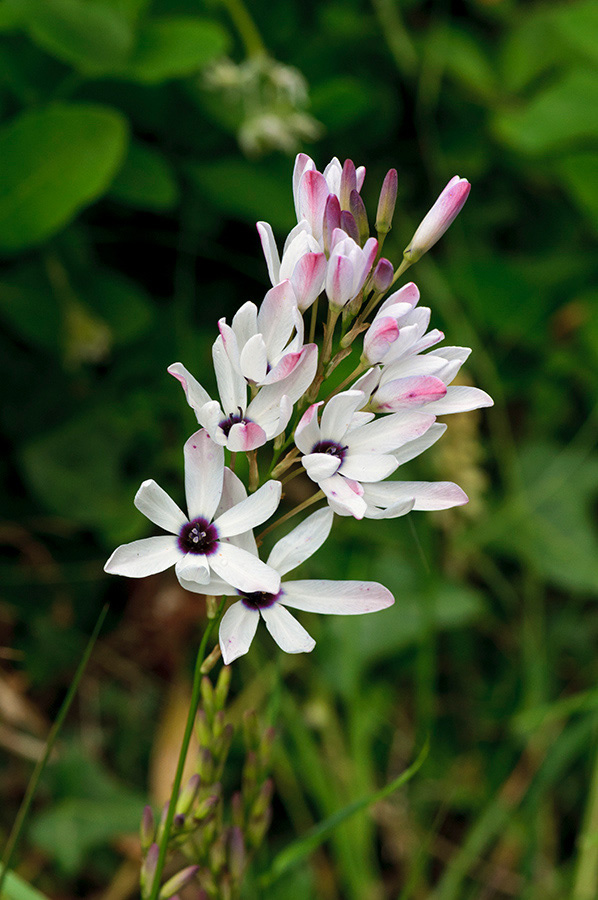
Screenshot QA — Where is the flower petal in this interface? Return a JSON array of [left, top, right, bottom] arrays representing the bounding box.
[[320, 390, 364, 442], [260, 604, 316, 654], [167, 362, 212, 414], [346, 410, 436, 454], [423, 385, 494, 414], [240, 334, 268, 383], [393, 422, 447, 466], [213, 332, 246, 416], [184, 429, 224, 521], [298, 169, 329, 239], [280, 579, 394, 614], [219, 601, 260, 664], [267, 508, 334, 576], [258, 280, 296, 359], [215, 480, 282, 537], [320, 474, 367, 519], [363, 480, 468, 510], [134, 480, 187, 534], [227, 421, 267, 452], [104, 536, 179, 577], [340, 453, 398, 482], [210, 543, 280, 593], [303, 452, 342, 481], [178, 573, 237, 596], [295, 402, 323, 454], [231, 300, 258, 348], [372, 375, 447, 411], [256, 221, 281, 284], [175, 553, 210, 584], [291, 251, 326, 311]]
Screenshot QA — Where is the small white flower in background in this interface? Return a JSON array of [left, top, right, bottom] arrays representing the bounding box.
[[404, 176, 471, 264], [295, 390, 437, 519], [181, 509, 394, 664], [168, 314, 317, 451], [104, 429, 282, 593]]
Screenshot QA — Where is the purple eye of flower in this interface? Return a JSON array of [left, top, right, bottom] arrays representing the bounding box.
[[240, 589, 281, 610], [312, 440, 348, 462], [219, 408, 249, 437], [178, 517, 218, 555]]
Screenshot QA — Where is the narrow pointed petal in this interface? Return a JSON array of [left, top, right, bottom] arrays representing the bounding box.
[[423, 386, 494, 414], [258, 280, 296, 358], [213, 334, 246, 416], [323, 157, 342, 195], [260, 604, 316, 654], [281, 579, 394, 614], [179, 573, 237, 596], [320, 390, 364, 442], [184, 429, 224, 521], [240, 334, 268, 383], [392, 422, 447, 465], [340, 453, 398, 482], [373, 376, 447, 411], [256, 221, 281, 284], [303, 452, 342, 481], [135, 480, 187, 534], [364, 498, 415, 519], [215, 480, 282, 537], [380, 282, 420, 313], [292, 154, 315, 218], [210, 543, 280, 593], [219, 602, 260, 664], [267, 508, 333, 576], [326, 252, 355, 308], [346, 410, 436, 454], [295, 402, 323, 454], [105, 536, 179, 577], [320, 474, 367, 519], [231, 301, 258, 347], [261, 349, 304, 385], [299, 170, 329, 239], [216, 467, 257, 556], [197, 401, 226, 442], [363, 316, 400, 364], [168, 363, 212, 413], [175, 553, 211, 584], [363, 480, 468, 510]]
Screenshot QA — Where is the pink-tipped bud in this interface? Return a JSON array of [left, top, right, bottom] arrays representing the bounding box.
[[159, 865, 199, 900], [349, 189, 370, 246], [228, 826, 246, 883], [215, 664, 232, 709], [340, 158, 357, 209], [375, 167, 398, 235], [404, 176, 470, 263], [340, 209, 359, 244], [323, 194, 341, 254], [140, 805, 155, 853], [372, 258, 394, 292], [141, 842, 159, 894]]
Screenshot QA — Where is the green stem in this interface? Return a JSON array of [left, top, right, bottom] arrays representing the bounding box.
[[217, 0, 267, 58], [389, 256, 412, 287], [0, 605, 109, 898], [147, 602, 225, 900], [256, 491, 325, 544], [309, 296, 319, 345], [573, 731, 598, 899]]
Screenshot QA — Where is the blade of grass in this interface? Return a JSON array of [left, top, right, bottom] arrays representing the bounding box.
[[261, 736, 429, 887], [0, 604, 109, 900]]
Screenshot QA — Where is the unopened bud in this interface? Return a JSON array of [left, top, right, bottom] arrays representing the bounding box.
[[209, 831, 227, 875], [247, 803, 272, 848], [340, 158, 357, 209], [156, 800, 170, 843], [140, 805, 155, 853], [159, 865, 199, 899], [403, 176, 470, 263], [231, 789, 244, 828], [258, 726, 276, 766], [242, 710, 259, 749], [197, 747, 214, 783], [349, 189, 369, 246], [323, 194, 341, 255], [195, 787, 220, 821], [140, 842, 159, 895], [195, 708, 211, 747], [200, 675, 215, 721], [340, 209, 359, 244], [251, 777, 274, 821], [375, 168, 398, 235], [228, 826, 246, 883], [214, 723, 234, 775], [215, 665, 232, 710], [200, 643, 221, 674], [242, 749, 259, 799], [177, 773, 201, 816], [372, 258, 394, 293]]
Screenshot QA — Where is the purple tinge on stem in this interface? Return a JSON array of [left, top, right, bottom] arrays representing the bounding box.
[[403, 176, 470, 263]]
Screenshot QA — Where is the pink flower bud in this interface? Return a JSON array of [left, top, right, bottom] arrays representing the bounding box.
[[372, 258, 393, 292], [340, 209, 359, 244], [404, 176, 470, 263], [349, 189, 370, 245], [159, 865, 199, 900], [375, 168, 398, 235], [323, 193, 341, 254], [340, 158, 357, 209]]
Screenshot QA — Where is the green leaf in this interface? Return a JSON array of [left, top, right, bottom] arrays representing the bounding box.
[[23, 0, 133, 75], [0, 103, 128, 252], [187, 157, 296, 233], [492, 70, 598, 156], [0, 866, 51, 900], [109, 139, 179, 211], [262, 739, 429, 886], [553, 153, 598, 234], [547, 0, 598, 67], [122, 16, 230, 84]]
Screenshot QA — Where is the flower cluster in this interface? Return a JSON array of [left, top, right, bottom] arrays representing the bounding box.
[[105, 153, 493, 665]]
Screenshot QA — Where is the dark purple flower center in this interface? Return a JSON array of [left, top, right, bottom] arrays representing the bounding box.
[[219, 408, 249, 438], [178, 517, 218, 555], [311, 439, 348, 462], [240, 589, 281, 610]]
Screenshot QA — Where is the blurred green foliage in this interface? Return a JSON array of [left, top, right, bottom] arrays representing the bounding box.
[[0, 0, 597, 897]]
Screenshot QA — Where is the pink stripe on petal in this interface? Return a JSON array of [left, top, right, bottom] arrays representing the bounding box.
[[227, 421, 267, 452], [291, 252, 326, 311], [299, 170, 329, 239]]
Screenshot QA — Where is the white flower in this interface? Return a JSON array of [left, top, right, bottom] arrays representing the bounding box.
[[357, 283, 493, 415], [292, 155, 366, 235], [325, 229, 378, 309], [104, 429, 282, 593], [295, 390, 436, 519], [181, 508, 393, 663], [257, 221, 326, 311], [168, 319, 317, 452]]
